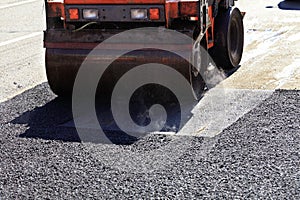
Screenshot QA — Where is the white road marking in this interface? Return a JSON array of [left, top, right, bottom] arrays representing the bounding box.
[[0, 0, 39, 9], [0, 32, 41, 47]]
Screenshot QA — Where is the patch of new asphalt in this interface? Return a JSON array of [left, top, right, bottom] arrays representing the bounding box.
[[0, 83, 299, 199]]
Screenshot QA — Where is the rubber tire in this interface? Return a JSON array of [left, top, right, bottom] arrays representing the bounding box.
[[210, 7, 244, 69]]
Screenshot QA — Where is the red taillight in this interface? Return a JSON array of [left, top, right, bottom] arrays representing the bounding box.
[[189, 16, 199, 21], [149, 8, 160, 20], [69, 8, 79, 20]]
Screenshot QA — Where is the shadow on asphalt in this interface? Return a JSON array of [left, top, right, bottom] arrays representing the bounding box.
[[11, 95, 142, 144], [10, 65, 238, 144], [11, 97, 82, 142], [278, 0, 300, 10], [11, 86, 194, 145]]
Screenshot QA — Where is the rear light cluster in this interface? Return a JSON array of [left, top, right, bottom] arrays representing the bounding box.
[[68, 8, 79, 20], [83, 9, 99, 20], [68, 8, 161, 21], [131, 8, 160, 20]]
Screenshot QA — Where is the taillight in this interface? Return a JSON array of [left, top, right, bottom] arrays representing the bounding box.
[[189, 16, 198, 21], [68, 8, 79, 20], [149, 8, 160, 20], [130, 9, 148, 20], [83, 9, 99, 20]]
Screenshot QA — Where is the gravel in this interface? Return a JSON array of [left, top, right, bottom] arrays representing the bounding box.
[[0, 83, 299, 199]]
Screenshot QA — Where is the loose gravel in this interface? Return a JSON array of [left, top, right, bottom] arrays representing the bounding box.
[[0, 83, 299, 199]]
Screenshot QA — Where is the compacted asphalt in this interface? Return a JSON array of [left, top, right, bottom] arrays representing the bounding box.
[[0, 83, 299, 199]]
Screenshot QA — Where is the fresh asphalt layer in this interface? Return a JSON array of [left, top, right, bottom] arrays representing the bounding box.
[[0, 83, 299, 198], [0, 0, 299, 198]]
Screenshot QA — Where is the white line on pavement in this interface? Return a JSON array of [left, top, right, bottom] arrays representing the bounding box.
[[0, 32, 41, 47], [0, 0, 39, 9]]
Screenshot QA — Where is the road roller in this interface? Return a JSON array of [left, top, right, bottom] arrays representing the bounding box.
[[44, 0, 244, 98]]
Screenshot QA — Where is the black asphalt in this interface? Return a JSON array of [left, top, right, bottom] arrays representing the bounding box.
[[0, 83, 299, 199]]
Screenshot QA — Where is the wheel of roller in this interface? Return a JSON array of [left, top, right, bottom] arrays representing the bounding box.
[[210, 7, 244, 70]]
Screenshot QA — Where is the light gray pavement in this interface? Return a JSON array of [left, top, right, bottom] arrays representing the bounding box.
[[0, 0, 46, 102]]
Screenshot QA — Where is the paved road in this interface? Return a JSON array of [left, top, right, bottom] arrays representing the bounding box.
[[0, 0, 299, 198], [0, 84, 299, 199], [0, 0, 46, 102], [225, 0, 300, 90]]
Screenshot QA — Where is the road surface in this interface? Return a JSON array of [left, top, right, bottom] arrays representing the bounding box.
[[0, 0, 299, 198], [0, 0, 46, 102]]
